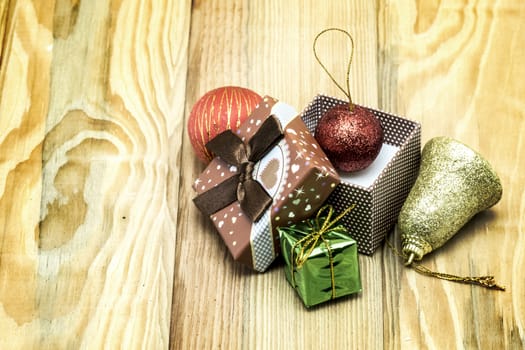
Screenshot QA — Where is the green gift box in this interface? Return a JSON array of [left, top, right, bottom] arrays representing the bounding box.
[[278, 205, 362, 307]]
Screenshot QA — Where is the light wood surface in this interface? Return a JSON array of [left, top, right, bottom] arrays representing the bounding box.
[[0, 1, 523, 349]]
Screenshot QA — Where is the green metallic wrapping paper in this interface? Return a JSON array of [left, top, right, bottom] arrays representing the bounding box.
[[278, 209, 362, 307]]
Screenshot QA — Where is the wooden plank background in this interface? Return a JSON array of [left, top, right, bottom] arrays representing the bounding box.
[[0, 0, 523, 349]]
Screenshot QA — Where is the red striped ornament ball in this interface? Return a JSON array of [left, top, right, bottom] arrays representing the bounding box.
[[188, 86, 262, 163]]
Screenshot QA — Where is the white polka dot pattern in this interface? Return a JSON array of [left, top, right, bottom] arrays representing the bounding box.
[[251, 210, 275, 272], [301, 94, 421, 254]]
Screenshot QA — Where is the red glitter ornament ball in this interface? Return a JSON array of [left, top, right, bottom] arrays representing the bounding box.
[[315, 104, 383, 172], [188, 86, 261, 163]]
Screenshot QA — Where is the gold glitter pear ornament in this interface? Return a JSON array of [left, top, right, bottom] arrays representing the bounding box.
[[399, 136, 503, 264]]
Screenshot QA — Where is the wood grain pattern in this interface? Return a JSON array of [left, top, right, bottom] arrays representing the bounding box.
[[1, 0, 523, 349], [379, 1, 525, 348], [0, 0, 190, 348]]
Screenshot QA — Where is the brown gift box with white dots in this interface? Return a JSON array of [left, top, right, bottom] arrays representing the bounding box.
[[193, 96, 340, 272], [301, 95, 422, 255]]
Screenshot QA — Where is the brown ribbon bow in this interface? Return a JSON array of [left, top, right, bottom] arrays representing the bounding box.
[[193, 115, 284, 222]]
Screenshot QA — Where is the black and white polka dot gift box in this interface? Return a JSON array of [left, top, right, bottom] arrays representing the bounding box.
[[301, 95, 421, 255]]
